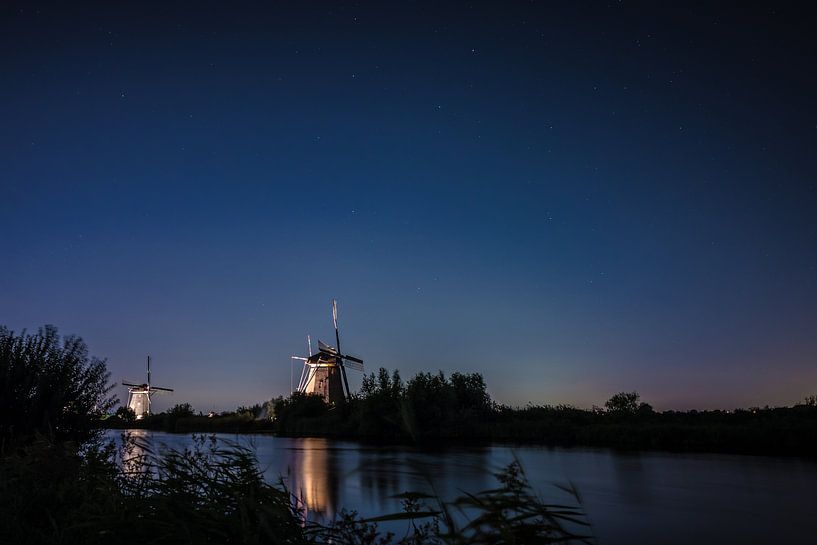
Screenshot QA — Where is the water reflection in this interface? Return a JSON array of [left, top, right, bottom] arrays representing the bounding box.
[[358, 450, 406, 508], [107, 431, 817, 545], [279, 439, 495, 523], [119, 428, 152, 476], [611, 452, 651, 503], [285, 438, 340, 518]]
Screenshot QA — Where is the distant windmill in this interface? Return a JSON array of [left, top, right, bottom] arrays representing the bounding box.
[[122, 356, 174, 419], [291, 300, 364, 405]]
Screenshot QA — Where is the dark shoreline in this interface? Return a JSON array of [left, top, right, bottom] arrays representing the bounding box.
[[103, 419, 817, 459], [103, 371, 817, 459]]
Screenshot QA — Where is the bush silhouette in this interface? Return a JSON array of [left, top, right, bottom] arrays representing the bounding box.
[[604, 391, 641, 414], [0, 325, 115, 450]]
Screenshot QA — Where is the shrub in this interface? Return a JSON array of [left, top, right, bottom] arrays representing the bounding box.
[[0, 325, 115, 450], [166, 402, 195, 418], [115, 406, 136, 423], [273, 392, 329, 433], [604, 391, 641, 414]]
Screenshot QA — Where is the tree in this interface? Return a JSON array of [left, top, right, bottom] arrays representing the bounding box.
[[167, 403, 195, 418], [356, 368, 405, 437], [273, 392, 328, 432], [115, 406, 136, 423], [402, 371, 494, 438], [0, 325, 115, 449], [637, 402, 654, 416], [604, 391, 641, 414], [449, 372, 492, 417]]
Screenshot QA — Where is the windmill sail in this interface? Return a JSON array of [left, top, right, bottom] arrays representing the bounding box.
[[318, 340, 338, 355]]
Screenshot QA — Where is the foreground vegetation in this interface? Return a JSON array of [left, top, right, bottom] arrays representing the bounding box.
[[1, 431, 592, 545], [1, 432, 592, 545], [1, 325, 592, 545]]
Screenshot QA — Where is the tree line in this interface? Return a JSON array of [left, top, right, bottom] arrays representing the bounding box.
[[106, 365, 817, 455], [270, 368, 817, 455]]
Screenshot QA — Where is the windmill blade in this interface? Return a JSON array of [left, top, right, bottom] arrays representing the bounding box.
[[318, 339, 337, 354], [342, 359, 364, 372], [342, 354, 363, 364], [151, 387, 174, 392], [291, 356, 308, 361], [333, 299, 343, 356], [121, 382, 142, 388], [332, 299, 352, 401]]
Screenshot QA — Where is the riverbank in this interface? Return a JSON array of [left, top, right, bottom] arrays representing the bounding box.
[[104, 369, 817, 457], [104, 403, 817, 457]]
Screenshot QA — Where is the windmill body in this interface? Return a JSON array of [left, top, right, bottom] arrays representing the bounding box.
[[292, 301, 365, 406], [299, 349, 347, 406], [126, 385, 152, 418], [123, 356, 174, 419]]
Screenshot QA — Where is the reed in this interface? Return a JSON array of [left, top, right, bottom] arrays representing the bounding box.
[[0, 433, 593, 544]]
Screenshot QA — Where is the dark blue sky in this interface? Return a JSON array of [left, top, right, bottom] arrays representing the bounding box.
[[2, 2, 816, 411]]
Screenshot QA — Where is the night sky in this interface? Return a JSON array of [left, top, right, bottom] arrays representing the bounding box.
[[2, 2, 816, 412]]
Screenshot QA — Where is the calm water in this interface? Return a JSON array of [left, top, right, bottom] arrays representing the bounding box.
[[108, 430, 817, 545]]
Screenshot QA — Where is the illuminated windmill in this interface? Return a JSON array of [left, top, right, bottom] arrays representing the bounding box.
[[122, 356, 174, 419], [291, 300, 364, 405]]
